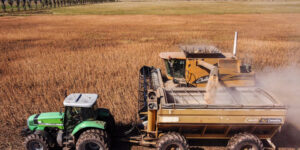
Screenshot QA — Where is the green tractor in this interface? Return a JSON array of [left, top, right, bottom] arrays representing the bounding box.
[[21, 93, 115, 150]]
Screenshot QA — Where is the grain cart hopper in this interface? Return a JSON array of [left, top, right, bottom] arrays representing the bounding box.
[[127, 33, 287, 150], [21, 93, 114, 150]]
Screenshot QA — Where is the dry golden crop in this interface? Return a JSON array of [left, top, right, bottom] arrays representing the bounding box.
[[0, 14, 299, 149]]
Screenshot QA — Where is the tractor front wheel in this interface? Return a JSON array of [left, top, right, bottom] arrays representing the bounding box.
[[24, 134, 49, 150], [76, 129, 108, 150]]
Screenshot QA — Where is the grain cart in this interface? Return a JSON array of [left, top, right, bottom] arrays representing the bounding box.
[[21, 93, 114, 150], [126, 33, 287, 150], [130, 67, 286, 150]]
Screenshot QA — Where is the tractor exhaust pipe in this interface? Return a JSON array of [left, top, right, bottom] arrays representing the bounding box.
[[233, 31, 238, 57]]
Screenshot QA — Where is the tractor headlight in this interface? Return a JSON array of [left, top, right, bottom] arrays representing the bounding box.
[[26, 114, 37, 128]]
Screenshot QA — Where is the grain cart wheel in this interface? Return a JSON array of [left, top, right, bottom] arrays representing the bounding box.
[[76, 129, 108, 150], [156, 132, 189, 150], [227, 133, 263, 150], [24, 134, 49, 150]]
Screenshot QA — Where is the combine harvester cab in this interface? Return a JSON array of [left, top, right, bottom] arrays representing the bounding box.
[[133, 32, 287, 150]]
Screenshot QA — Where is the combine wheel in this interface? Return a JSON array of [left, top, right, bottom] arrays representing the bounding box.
[[156, 132, 189, 150], [227, 133, 263, 150], [24, 134, 49, 150], [76, 129, 108, 150]]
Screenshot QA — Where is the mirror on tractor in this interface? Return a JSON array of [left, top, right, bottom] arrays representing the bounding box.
[[59, 107, 64, 115], [64, 90, 68, 98]]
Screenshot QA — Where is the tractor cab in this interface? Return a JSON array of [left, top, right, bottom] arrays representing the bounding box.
[[63, 93, 99, 132]]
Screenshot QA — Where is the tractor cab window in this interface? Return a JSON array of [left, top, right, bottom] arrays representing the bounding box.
[[164, 59, 186, 78], [64, 106, 96, 132], [92, 103, 98, 111], [66, 107, 81, 120], [65, 107, 82, 132], [65, 106, 96, 120], [81, 107, 95, 120]]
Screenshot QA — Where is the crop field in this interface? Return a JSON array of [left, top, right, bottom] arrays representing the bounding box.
[[50, 1, 300, 15], [2, 0, 300, 15], [0, 1, 300, 150]]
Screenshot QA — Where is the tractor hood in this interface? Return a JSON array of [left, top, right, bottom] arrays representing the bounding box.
[[27, 112, 64, 131]]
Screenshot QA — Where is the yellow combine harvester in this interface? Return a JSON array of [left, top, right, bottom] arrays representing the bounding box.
[[160, 33, 254, 89], [160, 46, 255, 88], [123, 32, 286, 150]]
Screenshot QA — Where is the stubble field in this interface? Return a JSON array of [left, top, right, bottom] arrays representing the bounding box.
[[0, 6, 300, 150]]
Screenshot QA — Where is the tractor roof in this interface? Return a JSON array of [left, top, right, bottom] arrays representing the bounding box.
[[63, 93, 98, 108]]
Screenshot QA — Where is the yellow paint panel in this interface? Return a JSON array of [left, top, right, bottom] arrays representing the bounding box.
[[157, 115, 285, 124], [159, 109, 287, 116]]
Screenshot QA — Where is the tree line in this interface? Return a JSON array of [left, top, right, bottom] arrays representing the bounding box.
[[1, 0, 115, 12]]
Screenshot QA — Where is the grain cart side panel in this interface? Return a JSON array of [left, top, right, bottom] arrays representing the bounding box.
[[156, 86, 286, 140], [158, 108, 286, 117], [157, 108, 286, 139]]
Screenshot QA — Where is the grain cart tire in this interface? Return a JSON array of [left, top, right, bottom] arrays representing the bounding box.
[[24, 134, 49, 150], [76, 130, 108, 150], [227, 133, 263, 150], [156, 132, 189, 150]]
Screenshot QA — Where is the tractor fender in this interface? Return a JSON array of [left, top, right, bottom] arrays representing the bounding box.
[[56, 130, 64, 147], [71, 120, 106, 136]]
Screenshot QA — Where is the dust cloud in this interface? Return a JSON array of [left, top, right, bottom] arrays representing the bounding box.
[[256, 65, 300, 147], [256, 66, 300, 127]]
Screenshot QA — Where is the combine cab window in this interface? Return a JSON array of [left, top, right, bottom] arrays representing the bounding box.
[[164, 59, 186, 78]]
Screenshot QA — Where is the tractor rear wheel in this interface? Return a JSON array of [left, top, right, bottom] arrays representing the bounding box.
[[24, 134, 49, 150], [79, 129, 111, 148], [76, 129, 108, 150], [227, 133, 263, 150], [156, 132, 189, 150]]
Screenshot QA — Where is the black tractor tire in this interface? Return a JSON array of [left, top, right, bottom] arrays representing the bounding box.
[[156, 132, 189, 150], [105, 115, 115, 135], [24, 134, 49, 150], [79, 129, 111, 147], [79, 129, 108, 138], [227, 133, 264, 150], [102, 115, 115, 148], [76, 129, 108, 150]]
